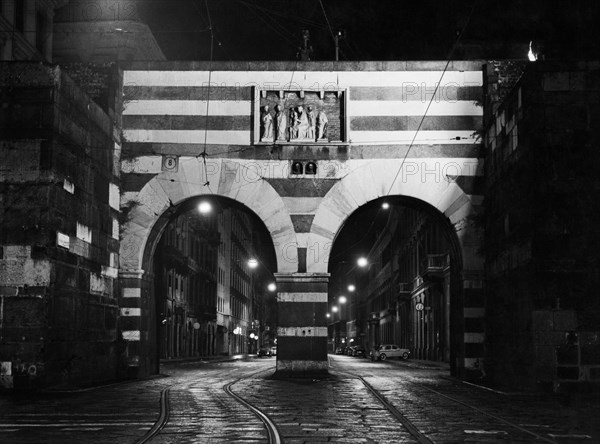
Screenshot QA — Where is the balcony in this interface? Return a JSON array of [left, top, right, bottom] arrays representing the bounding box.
[[421, 253, 450, 278]]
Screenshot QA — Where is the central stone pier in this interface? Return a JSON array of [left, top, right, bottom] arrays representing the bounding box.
[[274, 273, 329, 377]]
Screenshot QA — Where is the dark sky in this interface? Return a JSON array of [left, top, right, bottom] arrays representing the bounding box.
[[139, 0, 599, 61]]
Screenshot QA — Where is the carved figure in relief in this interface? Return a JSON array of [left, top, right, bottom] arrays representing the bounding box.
[[295, 105, 309, 139], [260, 105, 273, 141], [275, 104, 287, 141], [306, 106, 316, 140], [316, 109, 328, 140], [288, 107, 298, 140]]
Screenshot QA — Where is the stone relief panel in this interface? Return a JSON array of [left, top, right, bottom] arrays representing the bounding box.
[[256, 89, 346, 144]]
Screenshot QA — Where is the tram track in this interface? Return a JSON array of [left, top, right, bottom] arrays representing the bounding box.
[[409, 379, 557, 443], [223, 378, 282, 444], [135, 364, 281, 444], [331, 356, 567, 444], [3, 357, 593, 443], [135, 388, 170, 444], [356, 374, 434, 444], [136, 356, 590, 443]]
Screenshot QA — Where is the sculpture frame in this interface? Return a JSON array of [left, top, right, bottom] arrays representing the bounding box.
[[253, 87, 348, 145]]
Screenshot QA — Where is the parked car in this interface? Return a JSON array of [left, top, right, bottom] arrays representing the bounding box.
[[335, 347, 346, 355], [270, 346, 277, 356], [352, 346, 366, 357], [370, 344, 411, 361], [257, 347, 272, 357]]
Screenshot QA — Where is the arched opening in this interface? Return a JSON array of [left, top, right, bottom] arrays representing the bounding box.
[[140, 195, 277, 370], [327, 196, 463, 373]]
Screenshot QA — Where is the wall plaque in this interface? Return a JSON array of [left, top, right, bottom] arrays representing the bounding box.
[[254, 88, 347, 145], [162, 155, 179, 172]]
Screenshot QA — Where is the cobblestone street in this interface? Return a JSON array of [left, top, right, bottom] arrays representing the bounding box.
[[1, 355, 598, 443]]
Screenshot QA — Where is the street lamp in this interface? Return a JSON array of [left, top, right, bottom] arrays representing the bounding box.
[[381, 202, 390, 210], [247, 258, 259, 269], [198, 201, 212, 214], [357, 257, 368, 267], [332, 306, 338, 313], [267, 282, 276, 292], [347, 284, 355, 292], [339, 295, 347, 304]]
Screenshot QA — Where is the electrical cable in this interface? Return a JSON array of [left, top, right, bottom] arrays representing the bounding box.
[[327, 1, 479, 266], [238, 1, 326, 29], [385, 0, 479, 196], [317, 0, 337, 47], [237, 0, 301, 49]]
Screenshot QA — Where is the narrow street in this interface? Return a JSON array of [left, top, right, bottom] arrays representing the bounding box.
[[1, 355, 598, 443]]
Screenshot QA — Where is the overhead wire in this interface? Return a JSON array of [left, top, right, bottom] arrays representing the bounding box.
[[237, 0, 301, 50], [384, 0, 479, 196], [188, 0, 215, 193], [317, 0, 338, 55], [238, 0, 326, 29], [328, 0, 480, 264]]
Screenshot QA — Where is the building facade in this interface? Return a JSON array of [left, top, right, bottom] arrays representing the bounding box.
[[153, 204, 274, 361], [483, 60, 600, 391], [52, 0, 164, 63], [154, 212, 219, 360], [336, 204, 459, 366], [118, 61, 485, 380], [216, 208, 262, 356], [1, 0, 66, 62], [0, 62, 122, 389]]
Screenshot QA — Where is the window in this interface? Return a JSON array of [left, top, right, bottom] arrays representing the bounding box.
[[76, 222, 92, 243], [291, 161, 303, 175], [305, 162, 317, 175]]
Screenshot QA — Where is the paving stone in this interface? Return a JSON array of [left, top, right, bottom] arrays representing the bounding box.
[[0, 356, 598, 443]]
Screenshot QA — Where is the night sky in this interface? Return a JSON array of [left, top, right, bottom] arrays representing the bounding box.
[[138, 0, 599, 61]]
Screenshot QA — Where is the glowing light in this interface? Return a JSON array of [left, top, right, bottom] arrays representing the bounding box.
[[357, 257, 368, 267], [249, 333, 256, 339], [247, 258, 259, 268], [267, 283, 276, 292], [382, 202, 390, 209], [339, 296, 347, 304], [326, 313, 331, 318], [198, 201, 212, 214], [332, 306, 338, 313], [347, 284, 355, 292], [528, 41, 537, 62]]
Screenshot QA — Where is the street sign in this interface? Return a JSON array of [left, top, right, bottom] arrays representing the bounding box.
[[162, 155, 178, 172]]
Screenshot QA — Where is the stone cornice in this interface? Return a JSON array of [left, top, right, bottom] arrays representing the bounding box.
[[122, 60, 486, 72]]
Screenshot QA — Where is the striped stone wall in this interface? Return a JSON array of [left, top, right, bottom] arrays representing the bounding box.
[[275, 274, 329, 375], [119, 61, 486, 379]]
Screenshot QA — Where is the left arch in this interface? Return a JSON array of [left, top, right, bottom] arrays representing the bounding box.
[[119, 157, 298, 274]]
